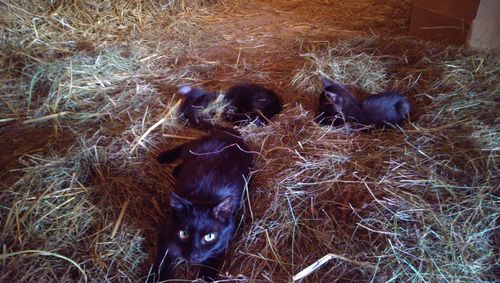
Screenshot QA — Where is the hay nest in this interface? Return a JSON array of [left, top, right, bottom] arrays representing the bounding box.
[[1, 0, 498, 282]]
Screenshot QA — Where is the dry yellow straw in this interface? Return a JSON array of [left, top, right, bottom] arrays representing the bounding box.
[[293, 253, 377, 282], [111, 199, 130, 239], [130, 98, 182, 153]]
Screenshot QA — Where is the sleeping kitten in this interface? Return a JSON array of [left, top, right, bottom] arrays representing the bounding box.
[[222, 83, 283, 126], [148, 128, 253, 282], [317, 78, 411, 128], [177, 83, 282, 128], [177, 85, 219, 129], [361, 91, 412, 128], [316, 78, 366, 126]]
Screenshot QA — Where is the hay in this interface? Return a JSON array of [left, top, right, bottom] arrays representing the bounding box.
[[1, 0, 498, 282], [292, 39, 392, 94]]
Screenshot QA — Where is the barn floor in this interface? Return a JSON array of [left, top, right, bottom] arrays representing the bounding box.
[[1, 0, 498, 282]]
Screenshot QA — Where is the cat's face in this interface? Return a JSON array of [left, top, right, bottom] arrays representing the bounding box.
[[169, 193, 234, 264]]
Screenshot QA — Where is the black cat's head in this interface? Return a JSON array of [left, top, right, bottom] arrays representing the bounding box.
[[178, 85, 217, 105], [177, 85, 218, 127], [321, 78, 359, 109], [168, 192, 235, 264], [319, 77, 364, 125]]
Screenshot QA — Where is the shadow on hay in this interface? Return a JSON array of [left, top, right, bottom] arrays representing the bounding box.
[[82, 151, 175, 280]]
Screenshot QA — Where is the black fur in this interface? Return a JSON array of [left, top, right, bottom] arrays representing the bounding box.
[[176, 83, 282, 128], [148, 128, 253, 282], [177, 85, 218, 129], [316, 78, 411, 128], [316, 78, 365, 126], [361, 91, 412, 128], [222, 83, 283, 126]]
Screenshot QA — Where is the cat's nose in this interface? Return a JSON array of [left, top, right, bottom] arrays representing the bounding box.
[[189, 253, 204, 264]]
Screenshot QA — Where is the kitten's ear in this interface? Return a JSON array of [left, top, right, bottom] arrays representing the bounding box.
[[322, 77, 335, 88], [170, 192, 191, 212], [157, 144, 184, 164], [322, 78, 349, 91], [178, 85, 192, 96], [212, 196, 233, 222]]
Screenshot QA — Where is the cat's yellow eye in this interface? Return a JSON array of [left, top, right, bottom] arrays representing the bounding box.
[[203, 233, 216, 243], [178, 230, 189, 240]]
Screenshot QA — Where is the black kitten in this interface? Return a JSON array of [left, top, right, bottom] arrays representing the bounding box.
[[223, 83, 283, 126], [177, 85, 219, 129], [148, 128, 253, 282], [177, 83, 282, 128], [317, 78, 411, 128], [361, 91, 411, 128], [316, 78, 366, 126]]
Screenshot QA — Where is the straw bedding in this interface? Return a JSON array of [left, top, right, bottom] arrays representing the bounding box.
[[0, 0, 498, 282]]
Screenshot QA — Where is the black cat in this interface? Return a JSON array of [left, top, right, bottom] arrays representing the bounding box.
[[147, 128, 253, 282], [316, 78, 411, 128], [177, 83, 282, 128], [316, 78, 365, 126], [361, 91, 412, 128], [222, 83, 283, 126], [177, 85, 219, 129]]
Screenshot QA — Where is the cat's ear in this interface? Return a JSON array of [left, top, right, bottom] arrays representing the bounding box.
[[212, 196, 233, 222], [178, 85, 192, 96], [170, 192, 191, 212], [322, 77, 336, 88], [322, 78, 349, 91], [157, 144, 184, 164]]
